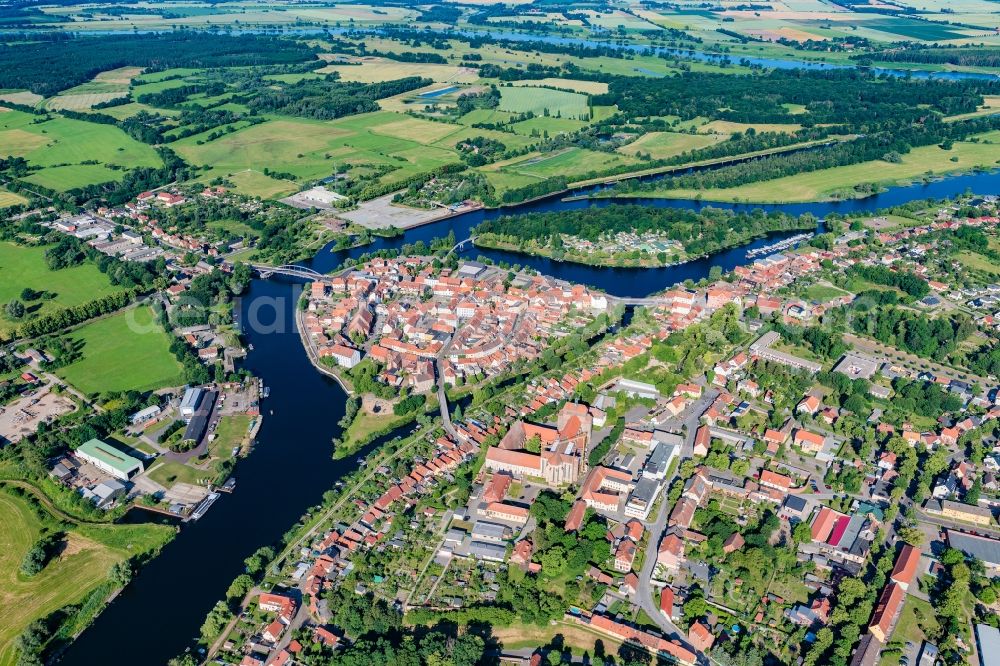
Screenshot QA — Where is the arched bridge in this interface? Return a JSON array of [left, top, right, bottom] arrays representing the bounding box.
[[251, 264, 326, 281], [445, 236, 476, 259]]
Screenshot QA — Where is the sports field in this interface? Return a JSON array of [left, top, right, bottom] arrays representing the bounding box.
[[618, 131, 726, 159], [639, 131, 1000, 202], [0, 109, 161, 191], [54, 305, 185, 395], [173, 111, 469, 197], [498, 86, 589, 118], [0, 242, 124, 337]]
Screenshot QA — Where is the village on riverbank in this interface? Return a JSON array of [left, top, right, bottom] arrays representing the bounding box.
[[193, 194, 1000, 666]]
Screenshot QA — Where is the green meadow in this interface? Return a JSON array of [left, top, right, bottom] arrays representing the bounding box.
[[54, 305, 184, 395], [0, 243, 124, 337], [498, 86, 589, 118], [173, 111, 481, 197], [0, 109, 161, 191], [0, 489, 173, 666]]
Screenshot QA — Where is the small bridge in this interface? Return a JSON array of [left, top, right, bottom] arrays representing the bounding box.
[[251, 264, 326, 281]]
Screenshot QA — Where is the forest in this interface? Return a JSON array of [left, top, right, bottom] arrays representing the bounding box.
[[0, 32, 318, 96], [860, 46, 1000, 68], [245, 75, 431, 120], [594, 68, 995, 126]]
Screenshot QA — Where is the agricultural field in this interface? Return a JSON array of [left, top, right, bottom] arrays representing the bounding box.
[[700, 120, 805, 135], [0, 242, 125, 337], [54, 305, 184, 395], [44, 66, 143, 111], [508, 116, 587, 137], [618, 131, 727, 160], [0, 90, 43, 106], [497, 86, 590, 118], [320, 59, 479, 84], [0, 189, 28, 209], [0, 109, 161, 191], [639, 131, 1000, 203], [480, 146, 640, 193], [510, 78, 609, 95], [40, 2, 418, 30], [173, 111, 470, 197], [0, 489, 173, 666]]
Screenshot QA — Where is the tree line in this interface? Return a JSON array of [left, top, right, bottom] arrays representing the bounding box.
[[0, 32, 319, 97]]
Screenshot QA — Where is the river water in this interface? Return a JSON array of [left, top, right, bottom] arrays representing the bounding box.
[[57, 169, 1000, 664]]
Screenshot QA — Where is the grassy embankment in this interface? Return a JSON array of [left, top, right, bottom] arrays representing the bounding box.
[[0, 488, 173, 666], [617, 130, 1000, 203]]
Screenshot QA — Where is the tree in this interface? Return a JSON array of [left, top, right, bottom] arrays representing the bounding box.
[[226, 573, 254, 600], [200, 601, 233, 641], [6, 299, 25, 320]]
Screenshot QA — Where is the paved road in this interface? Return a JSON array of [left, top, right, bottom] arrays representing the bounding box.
[[634, 387, 719, 665]]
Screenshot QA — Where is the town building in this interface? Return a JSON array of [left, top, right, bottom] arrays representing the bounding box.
[[76, 438, 144, 480]]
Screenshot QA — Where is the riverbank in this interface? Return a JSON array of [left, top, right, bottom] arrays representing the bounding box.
[[598, 135, 1000, 204], [472, 235, 687, 268]]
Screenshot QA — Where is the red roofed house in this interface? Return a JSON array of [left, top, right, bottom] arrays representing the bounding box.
[[660, 586, 675, 619], [794, 428, 826, 454], [810, 506, 843, 543], [688, 621, 715, 652], [693, 425, 711, 458], [263, 619, 285, 643], [657, 532, 684, 571], [564, 499, 587, 532], [797, 395, 821, 415], [759, 469, 792, 492], [868, 582, 905, 642], [889, 544, 921, 590]]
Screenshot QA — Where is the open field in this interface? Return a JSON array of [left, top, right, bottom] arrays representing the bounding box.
[[0, 91, 43, 106], [320, 59, 479, 84], [498, 86, 589, 118], [510, 78, 609, 95], [220, 170, 299, 199], [488, 147, 639, 184], [174, 111, 465, 197], [508, 116, 587, 137], [0, 491, 121, 666], [0, 489, 172, 666], [44, 66, 141, 110], [618, 131, 726, 160], [54, 305, 184, 395], [0, 189, 28, 209], [637, 132, 1000, 203], [956, 250, 1000, 275], [803, 283, 850, 303], [0, 243, 124, 337], [0, 109, 161, 191], [700, 120, 805, 135]]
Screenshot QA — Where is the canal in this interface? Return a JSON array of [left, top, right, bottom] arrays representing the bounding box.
[[58, 169, 999, 664]]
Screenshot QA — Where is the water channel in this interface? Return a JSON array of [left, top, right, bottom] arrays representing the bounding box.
[[58, 169, 1000, 664]]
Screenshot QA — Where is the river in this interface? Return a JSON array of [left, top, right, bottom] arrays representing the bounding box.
[[57, 170, 999, 665]]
